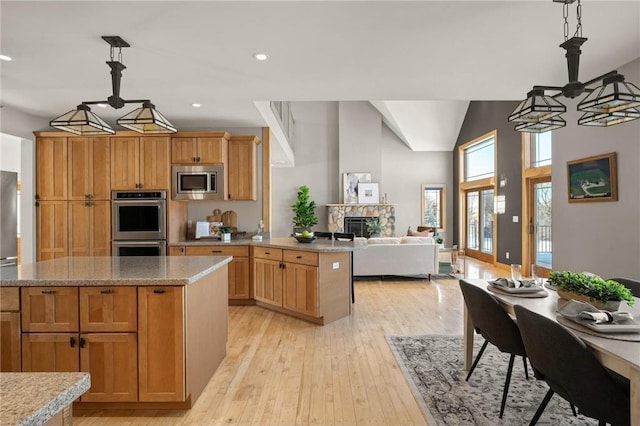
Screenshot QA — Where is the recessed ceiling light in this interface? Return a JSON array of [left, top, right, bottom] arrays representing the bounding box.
[[192, 103, 202, 108], [253, 53, 268, 61], [0, 54, 12, 61]]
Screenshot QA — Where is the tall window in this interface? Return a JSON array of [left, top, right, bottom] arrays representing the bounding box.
[[530, 133, 552, 167], [464, 136, 495, 181], [421, 184, 445, 229]]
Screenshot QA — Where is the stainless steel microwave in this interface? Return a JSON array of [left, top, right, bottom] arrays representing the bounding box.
[[172, 165, 224, 200]]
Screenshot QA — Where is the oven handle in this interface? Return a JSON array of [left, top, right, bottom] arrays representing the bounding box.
[[112, 199, 166, 205]]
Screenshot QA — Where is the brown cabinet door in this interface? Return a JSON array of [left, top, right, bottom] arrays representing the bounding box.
[[138, 286, 185, 402], [36, 137, 67, 200], [80, 333, 138, 402], [139, 136, 169, 190], [80, 287, 137, 332], [229, 257, 250, 299], [36, 201, 68, 261], [21, 332, 79, 372], [67, 137, 91, 201], [253, 258, 282, 307], [68, 200, 91, 257], [197, 137, 225, 164], [21, 287, 79, 332], [283, 263, 319, 317], [110, 137, 140, 190], [227, 138, 257, 200], [168, 246, 186, 256], [0, 312, 21, 372], [170, 137, 198, 164], [90, 137, 112, 200], [90, 200, 111, 256]]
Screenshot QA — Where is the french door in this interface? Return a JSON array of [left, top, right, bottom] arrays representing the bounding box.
[[528, 177, 552, 271], [464, 187, 494, 263]]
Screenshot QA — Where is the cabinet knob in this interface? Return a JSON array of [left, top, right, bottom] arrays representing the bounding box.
[[153, 289, 165, 294], [197, 156, 201, 162], [139, 183, 143, 188], [80, 337, 86, 348], [35, 201, 40, 207], [211, 250, 222, 254], [100, 289, 113, 294], [84, 201, 90, 207], [85, 194, 89, 199], [70, 337, 76, 347], [41, 289, 54, 295], [296, 256, 302, 259], [193, 157, 197, 162]]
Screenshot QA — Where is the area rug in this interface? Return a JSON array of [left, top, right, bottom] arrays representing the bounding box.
[[386, 335, 599, 425]]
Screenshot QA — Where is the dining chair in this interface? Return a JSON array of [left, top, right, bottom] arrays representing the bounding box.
[[313, 231, 333, 240], [607, 277, 640, 298], [332, 232, 356, 303], [458, 280, 529, 418], [514, 305, 630, 426]]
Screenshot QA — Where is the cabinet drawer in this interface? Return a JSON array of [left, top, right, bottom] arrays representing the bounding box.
[[283, 250, 318, 267], [1, 287, 20, 311], [22, 287, 79, 332], [186, 245, 249, 257], [253, 246, 283, 261], [79, 287, 137, 332]]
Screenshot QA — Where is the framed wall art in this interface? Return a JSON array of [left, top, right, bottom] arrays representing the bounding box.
[[357, 183, 379, 204], [342, 172, 371, 204], [567, 152, 617, 203]]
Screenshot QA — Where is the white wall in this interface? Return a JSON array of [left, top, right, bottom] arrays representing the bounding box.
[[338, 102, 383, 183], [552, 58, 640, 279]]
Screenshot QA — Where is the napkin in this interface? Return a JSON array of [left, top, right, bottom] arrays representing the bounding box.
[[490, 277, 536, 289], [557, 300, 633, 324]]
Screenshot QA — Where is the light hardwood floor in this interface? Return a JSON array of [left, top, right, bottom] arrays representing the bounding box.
[[75, 259, 501, 425]]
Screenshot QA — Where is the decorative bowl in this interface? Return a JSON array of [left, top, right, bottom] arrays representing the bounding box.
[[294, 236, 317, 243]]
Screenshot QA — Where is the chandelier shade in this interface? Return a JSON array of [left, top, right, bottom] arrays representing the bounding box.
[[50, 36, 176, 135], [577, 74, 640, 113], [49, 104, 116, 135], [508, 89, 567, 123], [578, 108, 640, 127], [117, 102, 177, 134], [515, 116, 566, 133]]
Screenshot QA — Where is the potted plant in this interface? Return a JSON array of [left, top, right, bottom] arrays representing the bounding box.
[[291, 185, 318, 235], [365, 219, 385, 237], [548, 271, 635, 310], [220, 226, 233, 242], [433, 229, 444, 247]]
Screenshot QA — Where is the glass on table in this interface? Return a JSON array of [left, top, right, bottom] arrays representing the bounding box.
[[510, 264, 522, 282], [531, 264, 544, 287]]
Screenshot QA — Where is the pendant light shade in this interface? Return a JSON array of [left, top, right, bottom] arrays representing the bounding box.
[[117, 102, 177, 134], [578, 108, 640, 127], [50, 104, 116, 135], [515, 116, 566, 133], [508, 89, 567, 123], [577, 74, 640, 113]]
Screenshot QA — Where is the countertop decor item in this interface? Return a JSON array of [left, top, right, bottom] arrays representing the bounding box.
[[548, 270, 635, 310], [291, 185, 318, 233], [294, 235, 317, 244]]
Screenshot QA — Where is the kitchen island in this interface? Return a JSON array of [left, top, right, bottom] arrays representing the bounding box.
[[0, 256, 231, 410], [170, 237, 365, 324]]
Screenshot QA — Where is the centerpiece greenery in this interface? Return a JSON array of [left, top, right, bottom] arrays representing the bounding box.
[[291, 185, 318, 233], [366, 219, 385, 237], [548, 271, 635, 309]]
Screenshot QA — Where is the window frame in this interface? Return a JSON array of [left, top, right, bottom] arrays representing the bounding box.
[[421, 184, 445, 231]]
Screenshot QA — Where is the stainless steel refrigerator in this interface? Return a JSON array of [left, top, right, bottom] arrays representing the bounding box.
[[0, 170, 18, 267]]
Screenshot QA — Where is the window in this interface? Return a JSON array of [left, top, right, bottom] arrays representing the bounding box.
[[530, 132, 552, 167], [464, 136, 495, 181], [421, 184, 445, 229]]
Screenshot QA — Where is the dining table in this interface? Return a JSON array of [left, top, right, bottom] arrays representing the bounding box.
[[461, 279, 640, 425]]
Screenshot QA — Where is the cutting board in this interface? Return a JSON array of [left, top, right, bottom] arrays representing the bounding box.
[[221, 210, 237, 230]]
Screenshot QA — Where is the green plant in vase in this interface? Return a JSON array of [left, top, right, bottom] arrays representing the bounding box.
[[548, 271, 634, 309], [366, 219, 385, 237], [291, 185, 318, 236]]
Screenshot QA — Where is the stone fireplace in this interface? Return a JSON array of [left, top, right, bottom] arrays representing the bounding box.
[[327, 204, 396, 237]]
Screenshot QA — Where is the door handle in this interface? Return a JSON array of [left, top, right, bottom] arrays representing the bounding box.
[[41, 289, 54, 295], [79, 337, 86, 348], [153, 289, 165, 294], [296, 255, 302, 259], [211, 250, 222, 254], [70, 336, 76, 347], [100, 289, 113, 294]]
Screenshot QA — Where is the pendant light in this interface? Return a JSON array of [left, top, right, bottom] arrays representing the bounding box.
[[50, 36, 176, 135], [508, 0, 640, 133]]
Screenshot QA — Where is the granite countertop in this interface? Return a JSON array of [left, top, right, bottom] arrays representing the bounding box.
[[0, 372, 90, 426], [170, 237, 366, 252], [0, 256, 232, 287]]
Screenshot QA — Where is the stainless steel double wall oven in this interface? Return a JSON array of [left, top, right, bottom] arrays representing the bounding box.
[[111, 191, 167, 256]]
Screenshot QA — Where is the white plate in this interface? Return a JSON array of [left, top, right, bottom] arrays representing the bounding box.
[[487, 282, 545, 294], [578, 318, 640, 334]]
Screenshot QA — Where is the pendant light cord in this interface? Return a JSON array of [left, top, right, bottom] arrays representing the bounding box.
[[563, 0, 583, 42]]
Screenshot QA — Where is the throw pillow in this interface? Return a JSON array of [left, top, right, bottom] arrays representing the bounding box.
[[408, 229, 433, 237]]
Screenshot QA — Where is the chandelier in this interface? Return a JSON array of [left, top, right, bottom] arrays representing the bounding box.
[[508, 0, 640, 133], [50, 36, 177, 135]]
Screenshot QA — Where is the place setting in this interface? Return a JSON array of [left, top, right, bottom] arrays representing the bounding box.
[[556, 299, 640, 342], [486, 263, 549, 298]]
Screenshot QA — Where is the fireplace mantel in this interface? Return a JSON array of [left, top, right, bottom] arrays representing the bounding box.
[[327, 204, 396, 237]]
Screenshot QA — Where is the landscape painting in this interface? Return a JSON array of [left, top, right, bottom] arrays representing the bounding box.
[[567, 152, 617, 203]]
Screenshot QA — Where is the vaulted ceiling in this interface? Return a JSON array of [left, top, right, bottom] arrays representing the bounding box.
[[1, 1, 639, 165]]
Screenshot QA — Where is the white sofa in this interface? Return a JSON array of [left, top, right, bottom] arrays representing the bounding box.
[[353, 236, 439, 279]]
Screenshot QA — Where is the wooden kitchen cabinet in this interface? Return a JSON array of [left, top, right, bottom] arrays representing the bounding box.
[[171, 135, 228, 164], [79, 287, 137, 332], [0, 287, 21, 372], [138, 286, 185, 402], [68, 200, 111, 257], [21, 332, 79, 372], [36, 201, 68, 261], [227, 136, 259, 200], [21, 287, 79, 332], [80, 332, 138, 402], [111, 136, 169, 190], [184, 245, 250, 300], [283, 262, 319, 317], [253, 257, 283, 307], [67, 136, 111, 201], [36, 136, 67, 200]]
